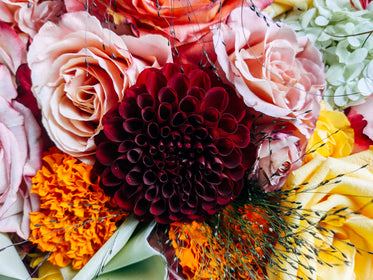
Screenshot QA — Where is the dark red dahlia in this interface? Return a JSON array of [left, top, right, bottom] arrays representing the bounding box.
[[94, 63, 254, 223]]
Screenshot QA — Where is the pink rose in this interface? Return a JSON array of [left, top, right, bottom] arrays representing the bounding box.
[[0, 0, 65, 37], [0, 21, 24, 74], [0, 64, 42, 239], [212, 7, 325, 139], [28, 12, 172, 162], [250, 123, 305, 192]]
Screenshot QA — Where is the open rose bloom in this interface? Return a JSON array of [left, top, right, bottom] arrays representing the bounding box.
[[28, 11, 172, 162], [0, 65, 41, 239]]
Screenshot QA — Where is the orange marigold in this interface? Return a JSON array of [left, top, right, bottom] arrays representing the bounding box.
[[169, 205, 274, 279], [29, 147, 126, 269]]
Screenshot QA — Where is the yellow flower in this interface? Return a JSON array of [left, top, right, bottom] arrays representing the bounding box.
[[268, 147, 373, 280], [264, 0, 313, 17], [304, 102, 354, 162]]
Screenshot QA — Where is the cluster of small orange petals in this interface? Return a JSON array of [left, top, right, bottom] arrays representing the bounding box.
[[29, 147, 127, 269], [169, 221, 226, 279], [169, 205, 273, 279]]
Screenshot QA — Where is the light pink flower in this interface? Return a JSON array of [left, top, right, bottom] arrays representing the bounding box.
[[0, 21, 24, 74], [0, 0, 65, 38], [212, 7, 325, 139], [0, 64, 42, 239], [28, 11, 172, 162], [250, 123, 305, 192]]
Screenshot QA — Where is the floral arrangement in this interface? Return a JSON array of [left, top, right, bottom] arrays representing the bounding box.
[[1, 0, 373, 279]]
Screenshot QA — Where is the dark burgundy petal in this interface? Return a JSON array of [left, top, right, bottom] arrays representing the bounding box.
[[179, 95, 199, 113], [137, 93, 154, 109], [123, 118, 143, 133], [133, 195, 150, 217], [103, 117, 126, 142], [96, 142, 119, 166], [201, 87, 229, 112], [229, 124, 251, 148], [146, 70, 167, 97], [145, 185, 158, 201], [150, 198, 167, 215], [188, 68, 211, 90], [218, 113, 238, 134], [157, 103, 172, 122], [126, 167, 143, 185], [119, 101, 140, 119], [141, 106, 155, 122], [216, 137, 234, 156], [223, 147, 242, 169], [167, 72, 189, 99], [127, 148, 143, 163]]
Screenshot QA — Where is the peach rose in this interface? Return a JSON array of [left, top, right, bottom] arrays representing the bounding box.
[[0, 0, 65, 37], [28, 11, 172, 162], [212, 7, 325, 139], [0, 64, 42, 239]]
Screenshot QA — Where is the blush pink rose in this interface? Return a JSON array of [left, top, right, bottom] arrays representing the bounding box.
[[212, 7, 325, 139], [0, 64, 42, 239], [250, 122, 305, 191], [28, 11, 172, 162], [0, 0, 65, 37], [0, 21, 24, 74]]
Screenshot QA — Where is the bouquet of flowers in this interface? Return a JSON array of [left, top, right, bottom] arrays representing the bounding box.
[[1, 0, 373, 279]]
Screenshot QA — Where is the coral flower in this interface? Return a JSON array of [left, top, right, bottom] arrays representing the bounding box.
[[94, 63, 254, 223], [29, 148, 125, 269]]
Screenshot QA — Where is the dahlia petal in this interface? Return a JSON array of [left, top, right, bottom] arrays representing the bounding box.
[[133, 195, 150, 217], [218, 113, 238, 134], [158, 103, 172, 122], [160, 126, 171, 138], [96, 142, 119, 166], [161, 182, 174, 198], [188, 69, 211, 91], [203, 108, 220, 127], [118, 101, 140, 119], [145, 185, 158, 201], [123, 117, 142, 133], [134, 134, 147, 147], [217, 178, 233, 198], [143, 170, 157, 185], [136, 93, 154, 109], [179, 95, 199, 113], [114, 190, 133, 211], [147, 122, 159, 139], [141, 106, 155, 122], [158, 172, 168, 183], [201, 87, 229, 112], [187, 86, 205, 100], [171, 111, 187, 127], [169, 194, 181, 213], [103, 117, 126, 142], [118, 140, 134, 153], [146, 70, 167, 97], [101, 167, 123, 187], [127, 148, 143, 163], [126, 167, 143, 185], [150, 198, 167, 216], [202, 185, 216, 202], [230, 124, 251, 148], [229, 165, 245, 181], [167, 73, 189, 99], [223, 147, 242, 169], [111, 158, 130, 180], [216, 137, 234, 156]]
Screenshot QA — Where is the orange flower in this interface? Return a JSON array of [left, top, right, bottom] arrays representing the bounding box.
[[169, 205, 273, 279], [29, 148, 126, 269]]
